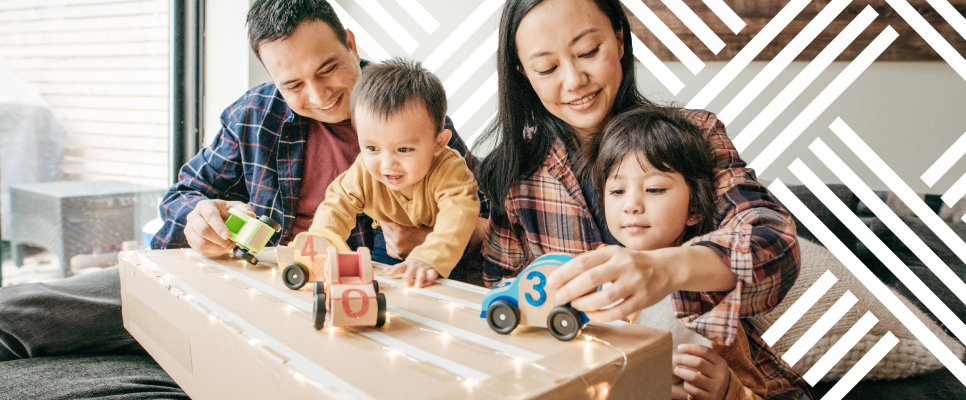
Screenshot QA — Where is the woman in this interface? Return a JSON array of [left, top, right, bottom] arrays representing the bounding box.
[[474, 0, 812, 399]]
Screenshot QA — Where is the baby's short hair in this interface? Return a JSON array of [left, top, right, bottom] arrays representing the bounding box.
[[349, 58, 446, 133]]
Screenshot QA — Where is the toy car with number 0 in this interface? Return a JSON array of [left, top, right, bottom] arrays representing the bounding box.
[[276, 229, 350, 290], [225, 208, 281, 264], [311, 246, 386, 329], [480, 253, 588, 341]]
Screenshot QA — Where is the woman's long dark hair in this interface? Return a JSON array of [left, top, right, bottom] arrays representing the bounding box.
[[474, 0, 653, 216]]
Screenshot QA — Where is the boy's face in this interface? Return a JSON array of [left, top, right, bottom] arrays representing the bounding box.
[[355, 102, 451, 199], [603, 152, 699, 251], [259, 20, 362, 124]]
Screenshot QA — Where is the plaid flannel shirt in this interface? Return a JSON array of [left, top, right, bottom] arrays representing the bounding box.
[[153, 61, 487, 251], [482, 110, 812, 399]]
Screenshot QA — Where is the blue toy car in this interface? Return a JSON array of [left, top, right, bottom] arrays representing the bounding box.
[[480, 253, 589, 341]]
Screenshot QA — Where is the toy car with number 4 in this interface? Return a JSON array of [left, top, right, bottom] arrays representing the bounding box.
[[225, 209, 281, 264], [480, 253, 588, 341], [276, 229, 350, 290]]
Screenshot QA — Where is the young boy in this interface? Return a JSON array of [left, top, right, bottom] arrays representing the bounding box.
[[310, 58, 480, 288]]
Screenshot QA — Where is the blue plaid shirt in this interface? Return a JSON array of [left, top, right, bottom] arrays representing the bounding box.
[[153, 61, 486, 251]]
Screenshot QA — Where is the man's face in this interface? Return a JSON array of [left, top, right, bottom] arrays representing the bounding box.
[[259, 20, 362, 123]]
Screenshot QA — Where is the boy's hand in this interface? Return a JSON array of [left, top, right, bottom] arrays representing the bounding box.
[[672, 344, 730, 400], [384, 259, 439, 288]]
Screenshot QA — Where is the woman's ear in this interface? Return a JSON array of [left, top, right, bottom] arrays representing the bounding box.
[[615, 29, 624, 60], [686, 213, 702, 227], [434, 129, 453, 156]]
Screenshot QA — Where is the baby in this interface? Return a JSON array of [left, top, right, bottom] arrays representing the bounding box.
[[310, 58, 480, 288], [591, 107, 767, 400]]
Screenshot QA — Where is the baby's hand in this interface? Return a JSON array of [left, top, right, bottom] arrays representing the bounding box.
[[384, 259, 439, 288], [672, 344, 730, 400]]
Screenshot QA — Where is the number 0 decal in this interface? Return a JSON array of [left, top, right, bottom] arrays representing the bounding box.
[[524, 270, 547, 307], [340, 288, 370, 319]]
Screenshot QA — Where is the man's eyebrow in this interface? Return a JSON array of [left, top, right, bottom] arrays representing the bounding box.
[[279, 56, 338, 86], [526, 28, 601, 61]]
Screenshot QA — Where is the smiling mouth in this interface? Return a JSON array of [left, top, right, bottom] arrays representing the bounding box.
[[566, 90, 599, 106], [384, 174, 403, 183], [318, 93, 342, 111]]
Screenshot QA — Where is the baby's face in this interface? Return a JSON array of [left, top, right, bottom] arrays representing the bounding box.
[[603, 153, 697, 251], [355, 102, 449, 199]]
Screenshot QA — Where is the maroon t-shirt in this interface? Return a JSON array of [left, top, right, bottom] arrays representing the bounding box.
[[286, 119, 359, 242]]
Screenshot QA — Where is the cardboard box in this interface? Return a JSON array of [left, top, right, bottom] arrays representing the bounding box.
[[120, 249, 672, 400]]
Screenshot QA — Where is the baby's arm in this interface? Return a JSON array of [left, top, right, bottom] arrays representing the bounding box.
[[673, 344, 762, 400], [385, 258, 439, 288], [309, 158, 367, 239]]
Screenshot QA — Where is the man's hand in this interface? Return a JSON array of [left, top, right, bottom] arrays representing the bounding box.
[[380, 221, 432, 259], [384, 258, 439, 288], [184, 199, 256, 256], [672, 344, 731, 400]]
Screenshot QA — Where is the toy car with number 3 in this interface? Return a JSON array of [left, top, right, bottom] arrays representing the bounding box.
[[480, 253, 588, 341]]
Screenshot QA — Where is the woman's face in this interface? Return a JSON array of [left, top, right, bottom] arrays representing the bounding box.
[[515, 0, 624, 138]]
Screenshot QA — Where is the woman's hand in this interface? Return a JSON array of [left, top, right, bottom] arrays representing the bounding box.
[[380, 221, 432, 259], [673, 344, 731, 400], [545, 246, 679, 322]]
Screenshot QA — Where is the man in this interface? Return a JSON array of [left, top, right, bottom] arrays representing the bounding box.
[[0, 1, 486, 397]]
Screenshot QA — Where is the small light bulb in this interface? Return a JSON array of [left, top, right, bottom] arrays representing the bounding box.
[[293, 372, 305, 381], [248, 339, 259, 346], [208, 315, 217, 321]]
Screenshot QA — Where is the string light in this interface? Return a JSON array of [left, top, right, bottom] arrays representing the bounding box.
[[248, 339, 259, 346]]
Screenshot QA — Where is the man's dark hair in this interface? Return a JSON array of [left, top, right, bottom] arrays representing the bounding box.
[[247, 0, 347, 60], [349, 58, 447, 133], [591, 107, 717, 242]]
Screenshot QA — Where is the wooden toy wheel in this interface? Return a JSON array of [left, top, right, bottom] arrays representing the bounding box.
[[233, 247, 258, 265], [375, 293, 387, 328], [313, 291, 327, 330], [282, 263, 309, 290], [372, 280, 379, 293], [547, 306, 582, 341], [486, 300, 519, 335]]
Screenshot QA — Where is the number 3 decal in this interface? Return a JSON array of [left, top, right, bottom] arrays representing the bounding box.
[[525, 270, 547, 307]]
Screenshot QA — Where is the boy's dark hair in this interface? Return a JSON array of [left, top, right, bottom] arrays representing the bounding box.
[[349, 58, 447, 133], [591, 107, 717, 242], [247, 0, 347, 61]]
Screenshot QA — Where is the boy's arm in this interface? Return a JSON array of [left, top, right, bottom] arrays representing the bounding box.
[[405, 157, 480, 278], [309, 158, 368, 240]]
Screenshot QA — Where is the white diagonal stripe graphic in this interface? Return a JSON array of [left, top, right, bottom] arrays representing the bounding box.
[[423, 0, 503, 72], [762, 270, 838, 346], [632, 34, 685, 95], [829, 118, 966, 266], [620, 0, 705, 75], [717, 0, 855, 125], [331, 0, 390, 62], [392, 0, 439, 34], [731, 7, 875, 152], [701, 0, 745, 34], [769, 180, 966, 387], [468, 112, 496, 148], [443, 30, 497, 99], [747, 26, 896, 174], [662, 0, 725, 54], [928, 0, 966, 41], [922, 130, 966, 187], [685, 0, 810, 109], [803, 312, 880, 386], [820, 332, 899, 400], [452, 71, 497, 131], [353, 0, 419, 54], [886, 0, 966, 82], [790, 154, 966, 343], [781, 291, 858, 367], [942, 172, 966, 207], [633, 34, 685, 95]]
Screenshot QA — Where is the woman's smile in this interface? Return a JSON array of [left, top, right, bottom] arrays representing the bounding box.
[[565, 89, 600, 110]]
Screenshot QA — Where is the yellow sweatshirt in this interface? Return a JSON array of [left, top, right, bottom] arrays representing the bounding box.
[[310, 147, 480, 278]]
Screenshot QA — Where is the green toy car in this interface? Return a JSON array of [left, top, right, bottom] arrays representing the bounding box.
[[225, 208, 281, 264]]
